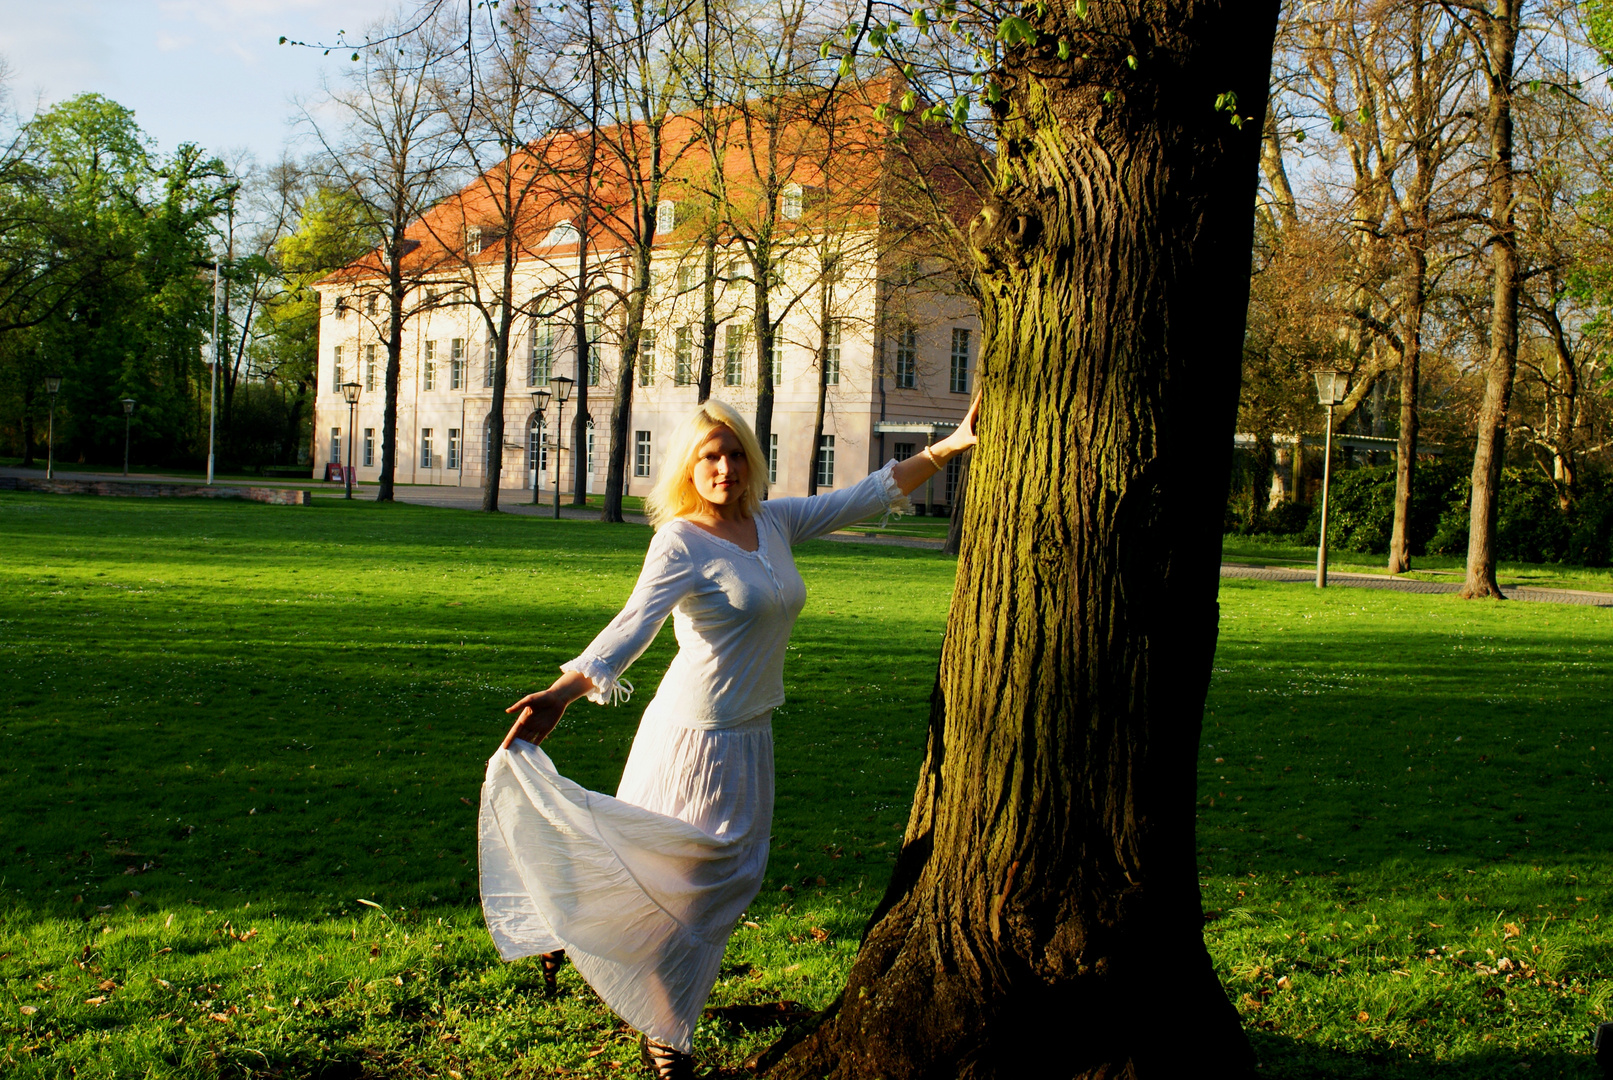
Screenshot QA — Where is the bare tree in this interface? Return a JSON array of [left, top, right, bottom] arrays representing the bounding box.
[[305, 12, 458, 502]]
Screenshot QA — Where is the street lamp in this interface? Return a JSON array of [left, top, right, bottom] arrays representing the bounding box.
[[531, 388, 551, 506], [44, 375, 62, 481], [549, 374, 574, 520], [1313, 369, 1348, 588], [121, 398, 136, 477], [341, 381, 362, 500]]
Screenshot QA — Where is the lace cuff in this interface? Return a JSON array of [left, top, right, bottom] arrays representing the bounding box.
[[560, 654, 635, 706], [875, 459, 916, 523]]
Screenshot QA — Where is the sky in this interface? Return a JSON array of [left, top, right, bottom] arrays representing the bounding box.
[[0, 0, 397, 167]]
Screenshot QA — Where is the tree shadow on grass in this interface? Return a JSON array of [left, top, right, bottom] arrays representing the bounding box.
[[1249, 1029, 1601, 1079]]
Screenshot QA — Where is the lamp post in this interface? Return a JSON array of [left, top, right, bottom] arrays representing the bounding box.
[[549, 374, 574, 520], [341, 381, 361, 499], [121, 398, 136, 476], [44, 375, 62, 481], [531, 388, 551, 506], [207, 258, 220, 485], [1313, 370, 1348, 588]]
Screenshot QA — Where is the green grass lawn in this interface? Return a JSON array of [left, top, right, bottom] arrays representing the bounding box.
[[0, 494, 1607, 1078]]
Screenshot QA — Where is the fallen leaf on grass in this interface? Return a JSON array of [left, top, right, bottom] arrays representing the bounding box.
[[1503, 923, 1521, 939], [459, 797, 474, 807], [19, 1005, 37, 1015], [85, 996, 107, 1006], [98, 979, 117, 991], [209, 1012, 231, 1023], [1356, 1011, 1369, 1023], [809, 927, 829, 943], [586, 1046, 608, 1058], [743, 921, 761, 930]]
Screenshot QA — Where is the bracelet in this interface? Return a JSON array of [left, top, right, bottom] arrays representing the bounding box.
[[921, 445, 941, 469]]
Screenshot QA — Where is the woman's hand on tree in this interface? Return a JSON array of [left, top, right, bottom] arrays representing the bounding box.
[[943, 393, 981, 456], [501, 690, 567, 749]]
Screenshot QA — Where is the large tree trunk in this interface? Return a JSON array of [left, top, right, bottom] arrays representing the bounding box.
[[807, 282, 831, 497], [481, 281, 515, 513], [698, 233, 718, 404], [1460, 0, 1521, 601], [605, 247, 653, 523], [1387, 248, 1424, 575], [377, 240, 406, 503], [768, 5, 1277, 1077]]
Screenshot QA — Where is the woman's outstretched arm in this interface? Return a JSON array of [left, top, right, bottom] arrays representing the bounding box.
[[890, 393, 980, 496]]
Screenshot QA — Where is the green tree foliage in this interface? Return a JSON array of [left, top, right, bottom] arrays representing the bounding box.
[[246, 187, 377, 466], [0, 93, 231, 467]]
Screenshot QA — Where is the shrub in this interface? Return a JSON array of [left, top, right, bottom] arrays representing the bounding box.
[[1227, 459, 1613, 566]]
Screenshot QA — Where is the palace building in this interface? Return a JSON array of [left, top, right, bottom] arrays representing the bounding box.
[[314, 90, 979, 509]]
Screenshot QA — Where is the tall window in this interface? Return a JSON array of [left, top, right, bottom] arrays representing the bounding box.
[[587, 310, 603, 386], [950, 327, 971, 394], [724, 324, 744, 386], [656, 199, 676, 234], [634, 430, 652, 477], [334, 296, 348, 319], [363, 428, 374, 467], [781, 183, 803, 220], [484, 341, 494, 388], [529, 323, 553, 386], [424, 341, 436, 390], [894, 326, 917, 389], [638, 329, 656, 386], [768, 432, 778, 484], [451, 338, 465, 390], [528, 418, 546, 474], [677, 266, 696, 292], [945, 457, 962, 504], [816, 434, 835, 488], [586, 421, 596, 478], [332, 346, 344, 389], [329, 427, 341, 464], [420, 428, 434, 469], [769, 336, 783, 386], [365, 293, 378, 316], [824, 320, 841, 386], [365, 344, 377, 392], [893, 441, 915, 461], [447, 428, 461, 470], [674, 326, 693, 385]]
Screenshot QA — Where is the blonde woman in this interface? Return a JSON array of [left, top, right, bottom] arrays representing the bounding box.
[[479, 397, 979, 1078]]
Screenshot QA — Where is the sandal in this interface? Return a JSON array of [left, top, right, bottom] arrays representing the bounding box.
[[639, 1033, 697, 1079], [539, 950, 567, 995]]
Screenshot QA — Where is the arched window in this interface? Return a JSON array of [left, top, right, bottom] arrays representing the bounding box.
[[656, 199, 676, 235]]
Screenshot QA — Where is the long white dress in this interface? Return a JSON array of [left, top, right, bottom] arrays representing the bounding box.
[[479, 460, 911, 1052]]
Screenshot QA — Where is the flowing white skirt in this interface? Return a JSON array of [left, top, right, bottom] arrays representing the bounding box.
[[479, 704, 774, 1053]]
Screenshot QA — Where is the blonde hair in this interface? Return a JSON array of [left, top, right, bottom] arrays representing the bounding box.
[[646, 398, 768, 529]]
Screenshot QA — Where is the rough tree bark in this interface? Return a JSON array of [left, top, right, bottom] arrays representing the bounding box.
[[1459, 0, 1521, 600], [767, 3, 1278, 1077]]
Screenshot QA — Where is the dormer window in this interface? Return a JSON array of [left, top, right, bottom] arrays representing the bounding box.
[[465, 226, 483, 255], [545, 220, 581, 248], [334, 295, 349, 319], [781, 183, 803, 221], [656, 199, 676, 235]]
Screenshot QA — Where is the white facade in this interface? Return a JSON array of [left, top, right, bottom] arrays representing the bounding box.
[[314, 237, 978, 503]]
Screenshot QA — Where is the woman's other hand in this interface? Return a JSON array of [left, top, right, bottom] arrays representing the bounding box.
[[499, 669, 596, 750], [501, 690, 568, 749]]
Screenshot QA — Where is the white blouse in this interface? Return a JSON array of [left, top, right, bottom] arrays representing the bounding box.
[[560, 459, 912, 727]]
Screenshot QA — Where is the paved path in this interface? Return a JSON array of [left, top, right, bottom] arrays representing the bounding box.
[[1220, 563, 1613, 607], [7, 467, 1609, 607]]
